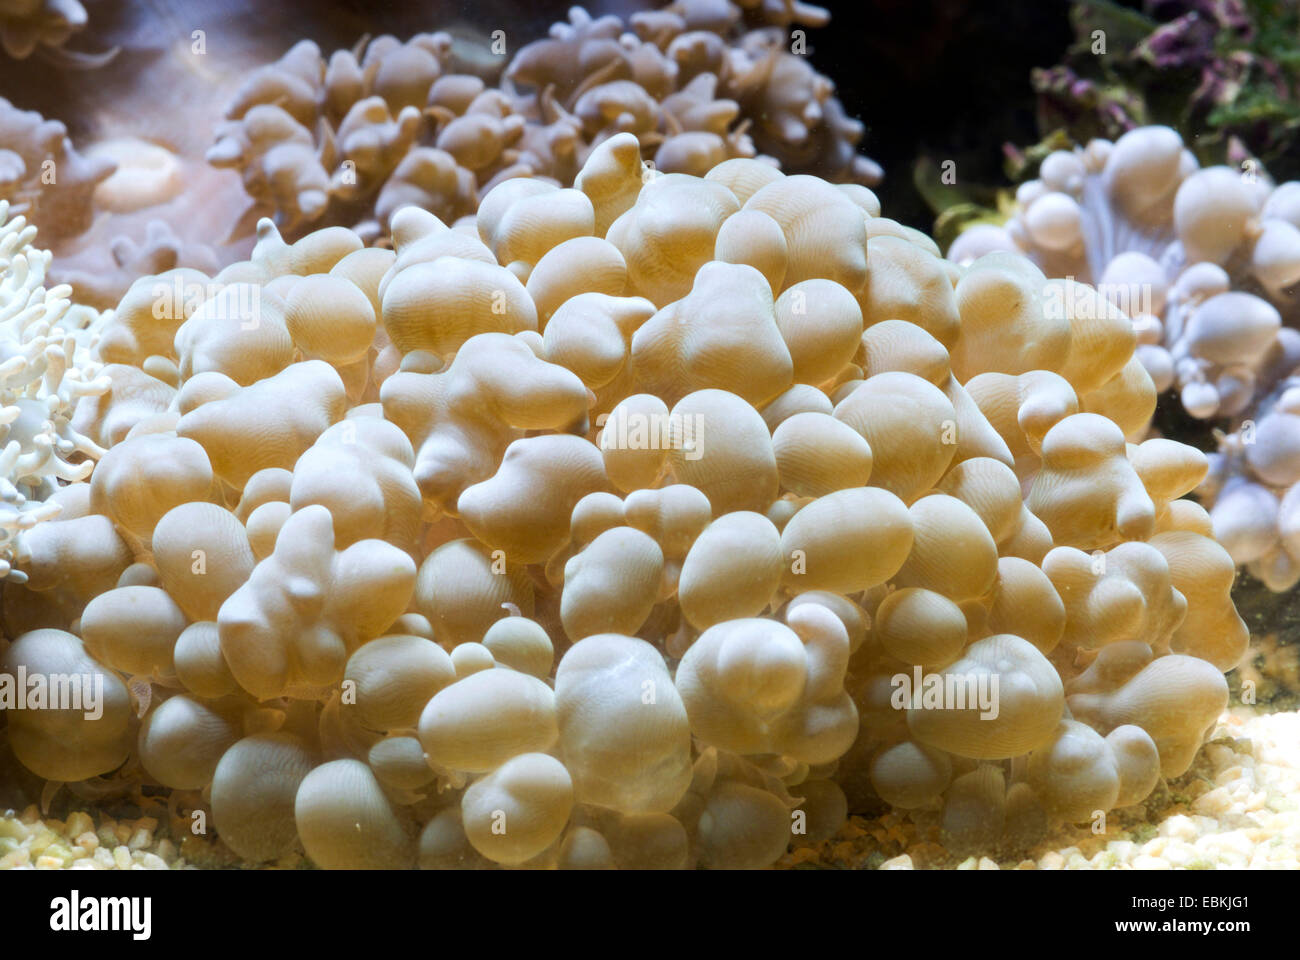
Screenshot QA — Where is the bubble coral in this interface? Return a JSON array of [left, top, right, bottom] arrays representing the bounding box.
[[205, 0, 880, 241], [0, 142, 1249, 869]]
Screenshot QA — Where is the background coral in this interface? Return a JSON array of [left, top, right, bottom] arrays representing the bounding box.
[[0, 96, 113, 245], [206, 0, 881, 241], [948, 126, 1300, 594]]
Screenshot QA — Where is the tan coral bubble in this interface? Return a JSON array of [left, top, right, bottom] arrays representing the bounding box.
[[152, 501, 256, 622], [1026, 719, 1120, 823], [381, 332, 589, 513], [935, 456, 1050, 561], [761, 384, 834, 431], [328, 246, 397, 320], [478, 181, 595, 269], [450, 642, 496, 679], [284, 273, 377, 365], [773, 278, 863, 386], [89, 433, 214, 546], [418, 669, 558, 774], [414, 538, 534, 648], [80, 585, 188, 679], [984, 557, 1066, 655], [1106, 724, 1162, 808], [609, 173, 740, 307], [211, 732, 316, 863], [714, 208, 788, 294], [543, 293, 656, 394], [418, 806, 491, 871], [1078, 354, 1157, 441], [832, 371, 956, 503], [742, 173, 869, 294], [0, 629, 132, 782], [869, 740, 952, 810], [138, 694, 239, 791], [858, 319, 1014, 470], [218, 505, 416, 700], [622, 484, 714, 561], [951, 253, 1068, 382], [893, 494, 999, 603], [368, 735, 437, 791], [779, 486, 913, 594], [555, 634, 692, 813], [173, 283, 295, 387], [965, 369, 1078, 473], [1043, 542, 1186, 665], [526, 236, 627, 326], [343, 634, 456, 733], [677, 604, 858, 765], [458, 434, 610, 565], [561, 527, 664, 639], [860, 235, 960, 348], [380, 256, 538, 357], [630, 260, 793, 407], [1067, 654, 1228, 778], [906, 634, 1064, 760], [666, 389, 778, 514], [295, 759, 415, 869], [784, 591, 870, 654], [1050, 278, 1136, 396], [599, 394, 671, 493], [482, 617, 554, 679], [245, 501, 291, 561], [173, 621, 237, 699], [874, 588, 967, 668], [678, 511, 783, 630], [289, 417, 423, 556], [575, 132, 644, 237], [1149, 530, 1250, 671], [704, 158, 784, 206], [177, 361, 347, 491], [1028, 413, 1156, 549], [461, 752, 574, 866]]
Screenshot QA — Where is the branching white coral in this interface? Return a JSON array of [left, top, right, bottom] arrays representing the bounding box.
[[0, 199, 109, 581]]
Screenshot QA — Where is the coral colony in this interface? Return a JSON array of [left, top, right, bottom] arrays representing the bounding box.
[[0, 0, 1295, 872], [951, 127, 1300, 592]]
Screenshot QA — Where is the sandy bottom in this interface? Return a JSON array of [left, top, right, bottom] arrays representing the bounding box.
[[2, 706, 1297, 870]]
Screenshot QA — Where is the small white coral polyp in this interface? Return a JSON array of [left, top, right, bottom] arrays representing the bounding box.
[[2, 137, 1247, 869], [950, 126, 1300, 592], [0, 199, 109, 581]]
